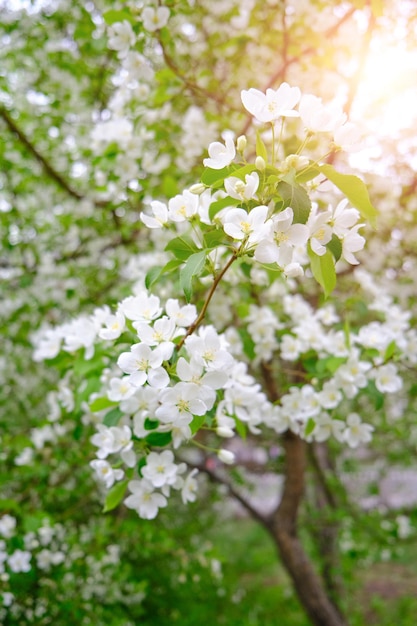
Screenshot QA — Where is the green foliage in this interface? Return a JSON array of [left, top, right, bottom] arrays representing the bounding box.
[[308, 246, 337, 297], [319, 164, 378, 226], [1, 2, 417, 626]]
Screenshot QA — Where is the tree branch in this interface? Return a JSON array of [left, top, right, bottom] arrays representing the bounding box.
[[176, 250, 238, 350], [192, 461, 272, 531], [0, 105, 84, 201]]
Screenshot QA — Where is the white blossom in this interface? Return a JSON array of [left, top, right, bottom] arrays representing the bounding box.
[[343, 413, 374, 448], [125, 479, 167, 519], [241, 84, 301, 123], [142, 6, 170, 32], [203, 135, 236, 169]]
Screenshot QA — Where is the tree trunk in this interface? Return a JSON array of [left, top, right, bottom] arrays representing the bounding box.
[[268, 433, 348, 626], [308, 442, 346, 608]]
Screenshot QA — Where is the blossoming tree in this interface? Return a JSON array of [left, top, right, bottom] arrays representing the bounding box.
[[2, 1, 417, 625]]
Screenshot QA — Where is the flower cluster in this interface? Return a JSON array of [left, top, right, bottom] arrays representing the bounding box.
[[0, 513, 147, 623], [30, 85, 393, 520], [80, 291, 281, 519], [0, 515, 68, 575], [140, 85, 368, 287]]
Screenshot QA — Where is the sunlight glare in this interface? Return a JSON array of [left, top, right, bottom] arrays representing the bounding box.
[[354, 42, 417, 137]]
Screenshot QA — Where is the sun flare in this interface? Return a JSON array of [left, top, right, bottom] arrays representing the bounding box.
[[354, 42, 417, 136]]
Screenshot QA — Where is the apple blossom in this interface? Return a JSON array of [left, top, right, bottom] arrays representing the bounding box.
[[125, 479, 168, 519], [181, 469, 199, 504], [203, 135, 236, 169], [299, 94, 346, 133], [90, 460, 124, 489], [373, 363, 403, 393], [341, 224, 366, 265], [107, 376, 137, 402], [224, 172, 259, 201], [241, 84, 301, 123], [155, 382, 208, 423], [7, 550, 32, 573], [343, 413, 374, 448], [118, 293, 162, 322], [117, 343, 170, 388], [141, 6, 170, 32], [107, 21, 136, 58], [168, 190, 199, 222], [140, 200, 169, 229], [141, 450, 178, 488], [254, 207, 309, 266], [222, 205, 271, 246], [307, 207, 333, 256]]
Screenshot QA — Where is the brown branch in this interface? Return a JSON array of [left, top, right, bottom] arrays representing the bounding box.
[[271, 433, 348, 626], [193, 461, 271, 531], [176, 250, 238, 350], [0, 105, 84, 201]]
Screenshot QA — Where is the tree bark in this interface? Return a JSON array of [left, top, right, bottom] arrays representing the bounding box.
[[268, 433, 349, 626], [308, 443, 346, 609]]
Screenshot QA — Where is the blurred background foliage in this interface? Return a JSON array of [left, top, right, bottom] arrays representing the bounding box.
[[1, 0, 417, 624]]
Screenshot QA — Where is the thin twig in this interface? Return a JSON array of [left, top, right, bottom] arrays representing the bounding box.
[[176, 250, 238, 349]]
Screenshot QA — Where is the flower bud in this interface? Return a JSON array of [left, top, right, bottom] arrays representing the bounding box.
[[189, 183, 206, 195], [255, 156, 266, 171], [236, 135, 247, 153], [216, 426, 235, 438], [218, 449, 235, 464]]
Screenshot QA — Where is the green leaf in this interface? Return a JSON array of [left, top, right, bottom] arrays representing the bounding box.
[[367, 380, 385, 410], [256, 130, 268, 162], [145, 431, 172, 446], [0, 499, 21, 513], [239, 327, 256, 360], [327, 234, 342, 262], [384, 340, 397, 362], [296, 165, 321, 183], [230, 163, 257, 179], [209, 196, 239, 221], [103, 407, 124, 427], [203, 228, 226, 249], [201, 166, 229, 187], [144, 418, 159, 430], [137, 457, 147, 476], [308, 247, 336, 297], [165, 235, 199, 261], [103, 10, 133, 25], [319, 164, 377, 226], [277, 181, 311, 224], [73, 356, 104, 377], [180, 250, 206, 302], [305, 418, 316, 437], [145, 265, 163, 290], [316, 356, 347, 375], [234, 416, 247, 440], [145, 259, 183, 288], [103, 479, 129, 513], [190, 414, 205, 434], [89, 397, 117, 413]]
